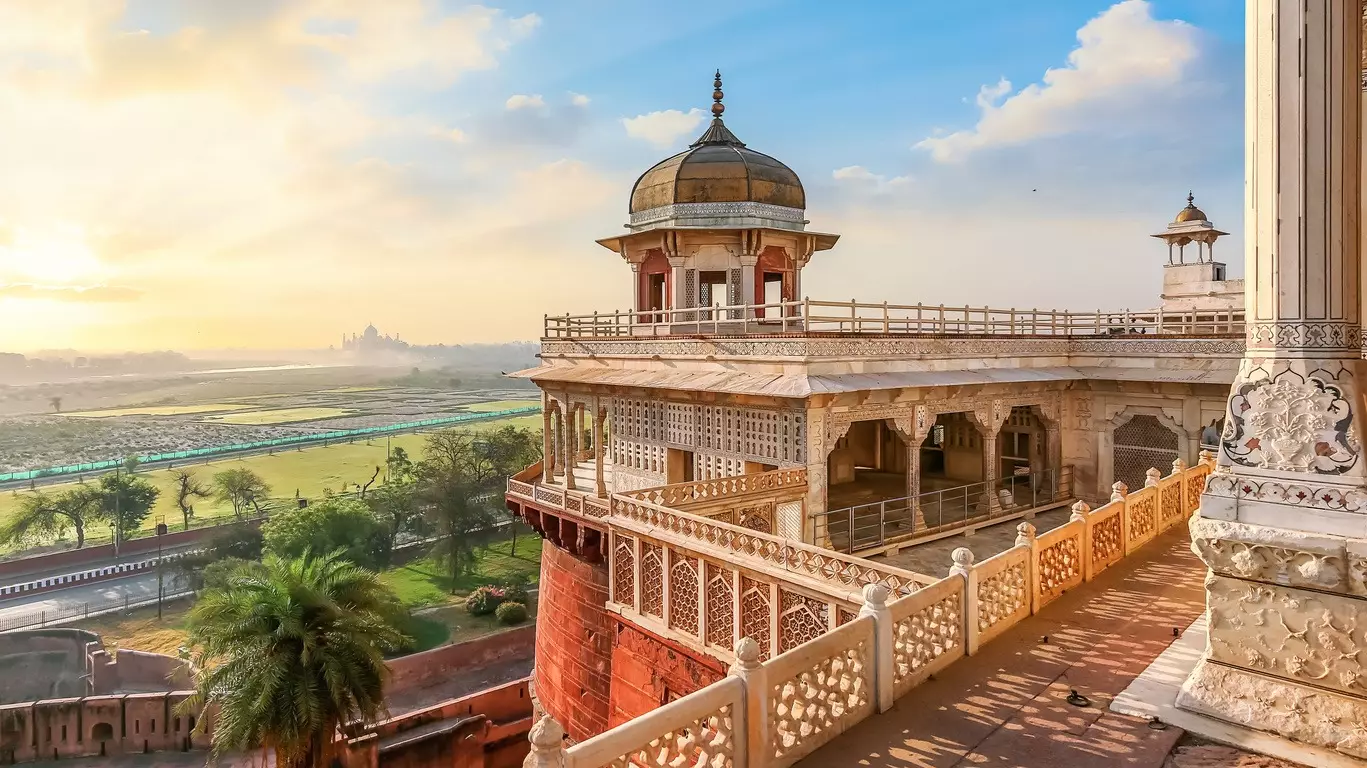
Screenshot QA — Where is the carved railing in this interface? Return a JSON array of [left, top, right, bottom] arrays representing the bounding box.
[[624, 468, 807, 508], [526, 454, 1217, 768], [544, 298, 1245, 339]]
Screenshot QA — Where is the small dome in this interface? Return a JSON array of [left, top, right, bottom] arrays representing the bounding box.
[[1174, 192, 1208, 223], [628, 72, 805, 214]]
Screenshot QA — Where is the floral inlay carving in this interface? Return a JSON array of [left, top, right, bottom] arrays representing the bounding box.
[[1224, 371, 1358, 474], [1128, 492, 1157, 542]]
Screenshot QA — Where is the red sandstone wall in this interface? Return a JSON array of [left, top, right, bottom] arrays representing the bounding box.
[[0, 519, 264, 580], [534, 540, 611, 741], [385, 625, 534, 693], [607, 617, 726, 728]]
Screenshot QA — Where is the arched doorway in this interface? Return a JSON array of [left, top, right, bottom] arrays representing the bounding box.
[[1112, 414, 1180, 491]]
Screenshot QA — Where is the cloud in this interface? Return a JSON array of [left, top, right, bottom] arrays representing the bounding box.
[[508, 13, 542, 38], [916, 0, 1200, 162], [622, 108, 705, 148], [569, 92, 590, 107], [832, 165, 910, 189], [0, 284, 142, 303], [505, 93, 545, 110]]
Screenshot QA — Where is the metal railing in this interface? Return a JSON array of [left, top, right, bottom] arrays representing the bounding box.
[[0, 582, 193, 633], [813, 466, 1072, 554], [544, 299, 1245, 339]]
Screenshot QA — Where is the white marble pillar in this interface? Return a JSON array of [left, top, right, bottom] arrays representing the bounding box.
[[972, 403, 1009, 510], [739, 254, 758, 318], [668, 257, 687, 320], [541, 400, 554, 483], [561, 404, 577, 491], [593, 404, 607, 497], [1177, 2, 1367, 757]]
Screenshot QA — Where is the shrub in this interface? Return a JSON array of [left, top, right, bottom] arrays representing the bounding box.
[[501, 580, 530, 606], [465, 585, 505, 616], [495, 601, 528, 625]]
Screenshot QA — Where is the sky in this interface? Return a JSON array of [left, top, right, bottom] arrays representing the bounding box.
[[0, 0, 1246, 353]]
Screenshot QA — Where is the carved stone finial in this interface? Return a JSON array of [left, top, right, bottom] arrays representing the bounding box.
[[1172, 457, 1187, 474], [524, 715, 566, 766], [1145, 468, 1162, 487], [862, 583, 890, 607], [949, 547, 975, 579], [1015, 522, 1036, 547], [1070, 500, 1091, 522], [1111, 481, 1129, 501], [1199, 449, 1217, 466], [734, 636, 762, 666]]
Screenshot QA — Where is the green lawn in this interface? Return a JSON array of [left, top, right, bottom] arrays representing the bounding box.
[[0, 414, 541, 553], [382, 535, 542, 609]]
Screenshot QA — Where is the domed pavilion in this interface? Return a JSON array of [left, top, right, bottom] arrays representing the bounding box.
[[596, 72, 838, 323]]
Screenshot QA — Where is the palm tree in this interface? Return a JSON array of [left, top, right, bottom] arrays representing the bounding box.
[[183, 550, 408, 767]]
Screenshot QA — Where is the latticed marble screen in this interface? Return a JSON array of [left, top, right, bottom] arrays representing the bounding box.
[[740, 576, 772, 661], [612, 534, 635, 609], [1112, 414, 1180, 492], [779, 589, 830, 653], [728, 268, 743, 319], [608, 397, 807, 474], [705, 562, 734, 650], [641, 543, 664, 619], [668, 554, 700, 636]]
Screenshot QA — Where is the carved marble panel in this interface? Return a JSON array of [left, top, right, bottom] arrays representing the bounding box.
[[1223, 369, 1358, 475], [1205, 575, 1367, 698]]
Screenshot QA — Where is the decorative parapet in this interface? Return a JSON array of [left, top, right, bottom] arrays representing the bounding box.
[[525, 457, 1214, 768]]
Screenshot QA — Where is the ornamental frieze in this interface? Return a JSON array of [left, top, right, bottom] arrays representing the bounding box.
[[1245, 322, 1364, 351], [821, 392, 1063, 453]]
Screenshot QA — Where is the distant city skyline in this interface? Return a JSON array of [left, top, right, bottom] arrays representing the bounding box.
[[0, 0, 1243, 352]]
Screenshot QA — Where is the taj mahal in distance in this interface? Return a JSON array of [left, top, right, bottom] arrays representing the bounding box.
[[503, 6, 1367, 762]]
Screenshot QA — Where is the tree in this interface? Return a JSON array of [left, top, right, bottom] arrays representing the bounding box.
[[366, 476, 420, 541], [122, 456, 141, 475], [49, 396, 61, 413], [183, 550, 406, 767], [96, 473, 160, 544], [262, 498, 393, 571], [415, 427, 539, 589], [0, 486, 102, 549], [213, 469, 271, 519], [172, 469, 212, 528], [386, 447, 413, 481]]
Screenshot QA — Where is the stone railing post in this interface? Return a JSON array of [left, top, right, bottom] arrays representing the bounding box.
[[729, 638, 767, 768], [1197, 448, 1216, 467], [1110, 481, 1128, 502], [522, 715, 568, 768], [1171, 457, 1186, 476], [858, 584, 894, 713], [1016, 522, 1039, 613], [1144, 468, 1161, 488], [1070, 501, 1091, 581], [950, 548, 979, 655]]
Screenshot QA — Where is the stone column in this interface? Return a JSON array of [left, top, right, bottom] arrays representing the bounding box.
[[561, 404, 577, 491], [972, 401, 1010, 511], [668, 257, 687, 319], [593, 404, 607, 497], [549, 404, 561, 479], [805, 405, 832, 546], [739, 253, 758, 318], [1177, 2, 1367, 757], [895, 407, 933, 532], [629, 262, 642, 318], [542, 397, 554, 484]]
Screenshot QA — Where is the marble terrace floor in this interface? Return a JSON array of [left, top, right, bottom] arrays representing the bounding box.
[[803, 526, 1214, 768]]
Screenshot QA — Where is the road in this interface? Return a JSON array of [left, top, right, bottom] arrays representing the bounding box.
[[0, 571, 185, 629], [1, 542, 205, 587]]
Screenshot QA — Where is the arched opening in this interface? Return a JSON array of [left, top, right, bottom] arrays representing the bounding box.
[[1112, 414, 1181, 491]]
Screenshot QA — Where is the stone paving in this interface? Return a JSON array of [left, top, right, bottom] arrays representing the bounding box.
[[803, 525, 1213, 768], [878, 506, 1072, 577]]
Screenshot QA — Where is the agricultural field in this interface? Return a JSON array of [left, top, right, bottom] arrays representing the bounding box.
[[1, 385, 538, 474], [0, 411, 541, 549], [203, 406, 355, 425]]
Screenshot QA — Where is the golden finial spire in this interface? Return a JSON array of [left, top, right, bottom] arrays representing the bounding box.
[[712, 70, 725, 118]]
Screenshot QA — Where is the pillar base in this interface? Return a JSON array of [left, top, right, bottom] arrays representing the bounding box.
[[1176, 658, 1367, 759]]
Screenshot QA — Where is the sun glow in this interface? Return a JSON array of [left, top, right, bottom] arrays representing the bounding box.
[[0, 227, 103, 285]]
